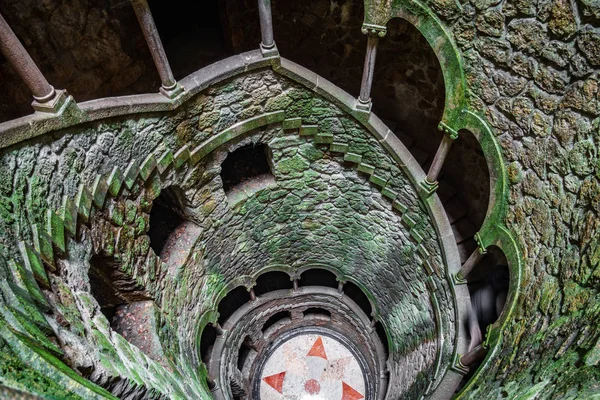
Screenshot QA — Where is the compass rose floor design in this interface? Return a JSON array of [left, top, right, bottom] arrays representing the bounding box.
[[259, 333, 366, 399]]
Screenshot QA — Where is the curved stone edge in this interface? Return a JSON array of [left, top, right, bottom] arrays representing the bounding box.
[[1, 53, 471, 398], [364, 0, 523, 394], [0, 51, 274, 150]]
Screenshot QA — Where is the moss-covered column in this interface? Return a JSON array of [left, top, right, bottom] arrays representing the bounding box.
[[0, 12, 68, 113], [130, 0, 183, 99]]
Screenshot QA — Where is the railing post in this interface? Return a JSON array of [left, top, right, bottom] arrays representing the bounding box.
[[257, 0, 278, 57], [455, 248, 486, 284], [460, 345, 487, 366], [420, 122, 459, 195], [0, 12, 69, 113], [130, 0, 183, 99], [356, 24, 386, 112]]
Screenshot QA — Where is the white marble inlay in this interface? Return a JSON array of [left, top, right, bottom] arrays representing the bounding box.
[[260, 333, 366, 399]]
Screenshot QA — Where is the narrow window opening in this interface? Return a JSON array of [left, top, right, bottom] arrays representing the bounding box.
[[466, 247, 510, 339], [441, 129, 490, 261], [218, 286, 251, 325], [298, 269, 338, 289], [374, 321, 390, 358], [148, 187, 186, 258], [254, 271, 293, 296], [343, 281, 373, 318], [458, 246, 510, 391], [303, 307, 332, 321], [200, 324, 218, 363], [237, 336, 254, 371], [262, 311, 292, 333], [221, 143, 275, 195]]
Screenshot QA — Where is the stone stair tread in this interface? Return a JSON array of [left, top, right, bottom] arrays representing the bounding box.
[[457, 240, 477, 264], [394, 130, 414, 148], [452, 219, 477, 244], [379, 118, 398, 132], [437, 180, 457, 202], [444, 197, 468, 223], [410, 147, 429, 167]]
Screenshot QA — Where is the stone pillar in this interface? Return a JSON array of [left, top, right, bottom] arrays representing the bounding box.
[[258, 0, 278, 57], [456, 247, 486, 283], [421, 123, 459, 194], [130, 0, 183, 99], [356, 24, 386, 112], [460, 345, 487, 366], [0, 12, 68, 113]]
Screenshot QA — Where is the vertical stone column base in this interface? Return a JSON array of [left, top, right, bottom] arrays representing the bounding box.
[[160, 82, 184, 100], [260, 42, 279, 58], [31, 89, 71, 114], [355, 98, 372, 113], [419, 179, 439, 197]]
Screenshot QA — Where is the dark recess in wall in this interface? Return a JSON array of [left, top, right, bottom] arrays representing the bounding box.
[[254, 271, 293, 296], [218, 286, 251, 325], [343, 281, 373, 318], [299, 269, 338, 288], [221, 144, 273, 192], [200, 324, 217, 363], [147, 187, 185, 257], [262, 311, 292, 333]]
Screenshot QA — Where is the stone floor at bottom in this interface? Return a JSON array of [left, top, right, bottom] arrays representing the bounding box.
[[260, 333, 366, 400]]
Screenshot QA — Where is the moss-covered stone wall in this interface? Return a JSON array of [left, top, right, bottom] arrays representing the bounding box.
[[418, 0, 600, 396], [0, 69, 460, 398]]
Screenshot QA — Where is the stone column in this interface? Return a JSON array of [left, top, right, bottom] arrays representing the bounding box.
[[356, 24, 386, 112], [460, 345, 487, 366], [455, 247, 486, 283], [0, 12, 68, 113], [421, 123, 459, 194], [258, 0, 278, 57], [130, 0, 183, 99]]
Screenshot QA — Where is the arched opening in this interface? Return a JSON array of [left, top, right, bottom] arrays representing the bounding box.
[[217, 286, 251, 325], [147, 0, 247, 79], [237, 336, 255, 371], [262, 311, 292, 333], [466, 246, 510, 333], [254, 271, 293, 296], [200, 324, 218, 363], [220, 143, 276, 203], [372, 18, 491, 258], [343, 281, 373, 318], [88, 255, 150, 323], [374, 321, 390, 358], [441, 129, 491, 263], [303, 307, 332, 321], [298, 269, 338, 288], [147, 186, 186, 259], [271, 0, 366, 97], [458, 246, 510, 390], [87, 255, 161, 363], [372, 18, 444, 150]]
